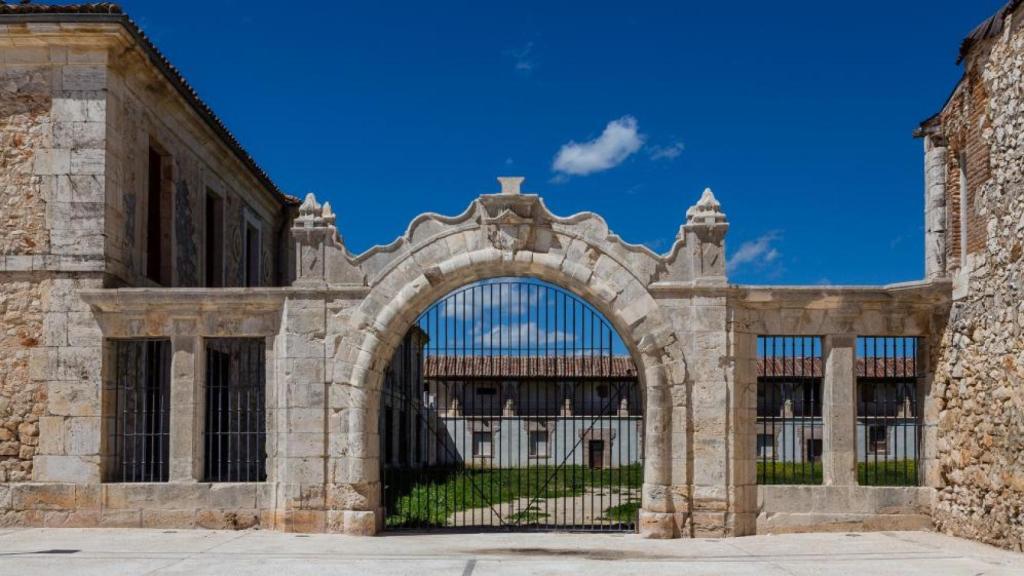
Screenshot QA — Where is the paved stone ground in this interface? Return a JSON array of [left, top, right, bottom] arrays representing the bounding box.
[[0, 528, 1021, 575]]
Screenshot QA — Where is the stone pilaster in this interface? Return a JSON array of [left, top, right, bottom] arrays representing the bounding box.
[[822, 334, 857, 486], [169, 335, 200, 482], [274, 296, 328, 532], [924, 136, 948, 280]]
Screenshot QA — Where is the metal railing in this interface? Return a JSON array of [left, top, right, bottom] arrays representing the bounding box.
[[204, 338, 267, 482], [857, 336, 920, 486], [109, 339, 171, 483], [756, 336, 823, 485]]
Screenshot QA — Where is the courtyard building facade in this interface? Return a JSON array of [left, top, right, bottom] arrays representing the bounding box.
[[0, 1, 1020, 550]]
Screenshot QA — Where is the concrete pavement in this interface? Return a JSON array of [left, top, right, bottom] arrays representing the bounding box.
[[0, 528, 1020, 575]]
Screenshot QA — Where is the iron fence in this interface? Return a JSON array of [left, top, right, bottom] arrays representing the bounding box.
[[857, 336, 920, 486], [109, 339, 171, 482], [381, 278, 643, 532], [204, 338, 267, 482], [756, 336, 823, 485]]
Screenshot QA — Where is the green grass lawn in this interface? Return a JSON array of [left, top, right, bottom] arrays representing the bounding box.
[[757, 460, 918, 486], [602, 501, 641, 523], [857, 459, 918, 486], [385, 463, 642, 527]]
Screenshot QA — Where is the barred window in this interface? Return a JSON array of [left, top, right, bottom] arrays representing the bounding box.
[[857, 336, 920, 486], [108, 339, 171, 483], [756, 336, 823, 485], [204, 338, 267, 482]]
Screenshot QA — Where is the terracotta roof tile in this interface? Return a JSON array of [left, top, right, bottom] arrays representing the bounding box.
[[756, 358, 918, 379], [423, 355, 638, 379]]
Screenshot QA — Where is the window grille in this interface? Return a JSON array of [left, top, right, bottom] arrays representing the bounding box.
[[109, 339, 171, 483], [756, 336, 822, 485], [204, 338, 267, 482], [857, 336, 920, 486]]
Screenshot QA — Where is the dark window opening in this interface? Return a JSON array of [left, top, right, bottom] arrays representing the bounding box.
[[204, 338, 267, 482], [476, 386, 497, 396], [109, 339, 171, 482], [204, 191, 224, 287], [805, 439, 823, 463], [244, 219, 261, 287], [146, 147, 171, 285]]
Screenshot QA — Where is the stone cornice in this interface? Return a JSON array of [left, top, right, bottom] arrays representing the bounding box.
[[79, 286, 370, 313], [732, 279, 953, 309]]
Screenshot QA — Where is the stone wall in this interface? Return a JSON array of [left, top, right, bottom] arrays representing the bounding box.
[[0, 60, 50, 256], [0, 276, 44, 481], [931, 7, 1024, 551]]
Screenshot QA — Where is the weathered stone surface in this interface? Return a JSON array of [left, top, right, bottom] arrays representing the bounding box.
[[926, 3, 1024, 552]]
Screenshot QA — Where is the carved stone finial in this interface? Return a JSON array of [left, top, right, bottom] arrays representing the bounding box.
[[685, 188, 727, 225], [298, 192, 322, 223], [498, 176, 525, 195], [322, 201, 336, 226]]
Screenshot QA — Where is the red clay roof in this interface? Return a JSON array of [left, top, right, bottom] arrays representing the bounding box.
[[0, 3, 299, 207], [756, 358, 917, 379], [424, 355, 638, 379]]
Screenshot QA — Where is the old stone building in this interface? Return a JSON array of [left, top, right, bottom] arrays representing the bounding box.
[[0, 1, 1020, 549], [915, 0, 1024, 550]]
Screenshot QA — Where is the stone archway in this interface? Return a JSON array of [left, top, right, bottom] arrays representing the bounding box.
[[288, 178, 733, 537]]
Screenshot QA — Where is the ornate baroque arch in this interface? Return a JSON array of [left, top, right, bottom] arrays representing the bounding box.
[[290, 178, 729, 537]]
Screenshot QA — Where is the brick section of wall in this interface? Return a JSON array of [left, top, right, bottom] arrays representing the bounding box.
[[933, 10, 1024, 551], [940, 65, 993, 267]]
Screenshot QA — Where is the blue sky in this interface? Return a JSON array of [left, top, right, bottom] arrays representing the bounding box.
[[117, 0, 1005, 285]]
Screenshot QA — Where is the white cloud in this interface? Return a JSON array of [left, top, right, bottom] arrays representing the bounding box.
[[727, 231, 781, 274], [649, 141, 684, 161], [504, 42, 535, 74], [551, 116, 645, 177]]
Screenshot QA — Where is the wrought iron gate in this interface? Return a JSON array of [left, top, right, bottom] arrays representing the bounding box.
[[381, 278, 643, 532]]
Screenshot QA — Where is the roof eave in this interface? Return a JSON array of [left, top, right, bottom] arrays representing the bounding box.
[[0, 9, 300, 208]]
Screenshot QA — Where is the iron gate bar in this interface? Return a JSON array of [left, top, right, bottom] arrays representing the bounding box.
[[856, 336, 920, 486], [757, 336, 822, 485], [381, 278, 642, 532], [110, 339, 171, 483]]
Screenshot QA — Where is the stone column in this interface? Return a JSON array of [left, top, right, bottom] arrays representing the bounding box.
[[639, 362, 675, 538], [729, 330, 758, 536], [169, 335, 200, 482], [924, 136, 948, 280], [822, 334, 857, 486], [275, 296, 328, 532]]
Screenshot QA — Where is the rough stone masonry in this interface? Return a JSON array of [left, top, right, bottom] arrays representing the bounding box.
[[0, 1, 1020, 550]]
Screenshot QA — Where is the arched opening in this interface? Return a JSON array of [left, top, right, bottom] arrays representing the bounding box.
[[379, 277, 644, 532]]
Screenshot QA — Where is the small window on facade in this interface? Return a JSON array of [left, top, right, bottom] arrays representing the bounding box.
[[868, 425, 888, 455], [756, 433, 774, 458], [528, 430, 548, 457], [108, 339, 171, 482], [472, 431, 492, 457], [476, 386, 497, 396], [243, 216, 262, 287], [596, 384, 609, 398], [204, 338, 267, 482], [805, 439, 823, 463], [146, 147, 171, 285], [204, 190, 224, 287]]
